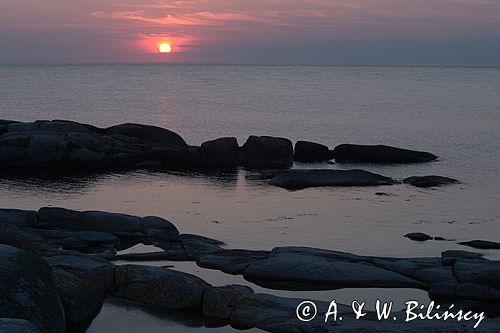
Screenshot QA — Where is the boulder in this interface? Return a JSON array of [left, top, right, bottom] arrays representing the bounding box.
[[105, 123, 187, 147], [0, 208, 37, 227], [0, 245, 65, 333], [141, 215, 179, 241], [333, 144, 437, 163], [52, 268, 104, 325], [199, 137, 240, 167], [37, 207, 143, 235], [0, 319, 41, 333], [294, 141, 333, 162], [403, 175, 459, 188], [243, 136, 293, 169], [458, 240, 500, 250], [268, 169, 395, 189], [404, 232, 433, 241], [113, 265, 210, 310]]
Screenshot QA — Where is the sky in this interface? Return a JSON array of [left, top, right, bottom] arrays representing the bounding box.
[[1, 0, 500, 64]]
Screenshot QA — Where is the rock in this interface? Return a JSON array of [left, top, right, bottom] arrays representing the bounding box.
[[197, 249, 270, 275], [66, 131, 105, 152], [293, 141, 333, 162], [0, 146, 25, 164], [0, 245, 65, 333], [52, 268, 104, 325], [242, 248, 426, 290], [179, 234, 224, 260], [0, 208, 37, 227], [199, 137, 240, 167], [37, 207, 143, 235], [454, 259, 500, 290], [458, 240, 500, 250], [105, 123, 187, 147], [268, 169, 394, 189], [404, 232, 433, 241], [113, 265, 210, 310], [0, 224, 41, 252], [404, 175, 459, 188], [26, 134, 67, 164], [243, 136, 293, 169], [203, 285, 254, 326], [141, 215, 179, 241], [333, 144, 437, 163], [0, 132, 31, 147], [44, 253, 115, 293], [21, 228, 119, 252], [0, 318, 41, 333]]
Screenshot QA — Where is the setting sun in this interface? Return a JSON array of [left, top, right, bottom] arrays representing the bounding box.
[[158, 43, 172, 53]]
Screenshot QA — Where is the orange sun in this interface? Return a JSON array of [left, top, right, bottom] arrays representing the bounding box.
[[158, 43, 172, 53]]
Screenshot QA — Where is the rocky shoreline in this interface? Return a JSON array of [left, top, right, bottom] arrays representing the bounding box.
[[1, 207, 499, 332]]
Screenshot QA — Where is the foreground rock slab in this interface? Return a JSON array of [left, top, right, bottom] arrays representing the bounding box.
[[0, 245, 65, 333], [268, 169, 395, 189], [333, 144, 437, 163]]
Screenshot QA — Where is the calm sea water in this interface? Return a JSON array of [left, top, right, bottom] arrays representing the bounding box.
[[1, 65, 499, 332]]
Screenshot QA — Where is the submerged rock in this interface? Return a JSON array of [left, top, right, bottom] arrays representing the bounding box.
[[293, 141, 333, 162], [404, 175, 459, 188], [458, 240, 500, 250], [0, 245, 65, 333], [243, 135, 293, 169], [404, 232, 433, 241], [268, 169, 394, 189], [333, 144, 437, 163]]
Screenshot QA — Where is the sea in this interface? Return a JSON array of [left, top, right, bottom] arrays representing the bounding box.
[[1, 64, 499, 332]]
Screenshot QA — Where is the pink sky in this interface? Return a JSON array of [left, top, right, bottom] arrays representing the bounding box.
[[1, 0, 500, 63]]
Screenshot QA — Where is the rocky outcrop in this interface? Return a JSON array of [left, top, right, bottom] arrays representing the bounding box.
[[293, 141, 333, 162], [1, 207, 499, 332], [333, 144, 437, 163], [403, 175, 460, 188], [0, 245, 65, 333], [268, 169, 395, 189], [242, 136, 293, 169], [113, 265, 210, 310]]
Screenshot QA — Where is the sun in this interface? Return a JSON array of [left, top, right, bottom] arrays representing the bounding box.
[[158, 43, 172, 53]]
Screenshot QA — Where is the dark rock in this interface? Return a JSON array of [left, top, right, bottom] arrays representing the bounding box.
[[0, 245, 65, 333], [113, 265, 210, 310], [0, 208, 37, 227], [199, 137, 240, 167], [197, 249, 270, 275], [37, 207, 143, 235], [26, 134, 67, 164], [269, 169, 394, 189], [404, 232, 433, 241], [44, 253, 115, 293], [242, 248, 426, 290], [0, 146, 25, 164], [458, 240, 500, 250], [404, 175, 459, 188], [293, 141, 333, 162], [141, 215, 179, 241], [0, 318, 41, 333], [52, 268, 104, 325], [105, 123, 187, 147], [203, 285, 254, 326], [243, 136, 293, 169], [333, 144, 437, 163]]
